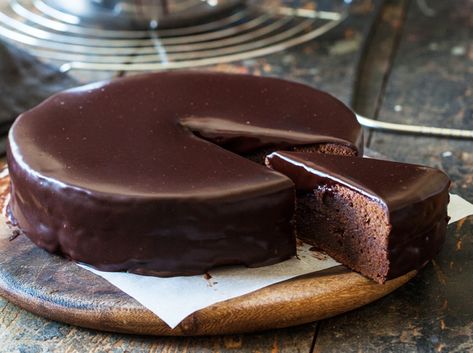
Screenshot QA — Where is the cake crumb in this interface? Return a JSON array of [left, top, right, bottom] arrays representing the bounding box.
[[9, 230, 21, 241], [203, 272, 212, 280], [310, 251, 328, 261]]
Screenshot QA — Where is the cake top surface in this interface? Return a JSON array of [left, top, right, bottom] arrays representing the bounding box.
[[8, 71, 362, 198], [266, 151, 450, 211]]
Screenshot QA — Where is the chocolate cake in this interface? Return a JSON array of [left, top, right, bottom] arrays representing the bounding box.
[[7, 71, 363, 276], [266, 152, 450, 283]]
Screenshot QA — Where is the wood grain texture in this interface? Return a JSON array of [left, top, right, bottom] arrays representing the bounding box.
[[0, 297, 318, 353], [313, 0, 473, 352]]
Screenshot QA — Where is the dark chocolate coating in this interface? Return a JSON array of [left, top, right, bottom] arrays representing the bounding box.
[[266, 152, 450, 279], [7, 71, 362, 275]]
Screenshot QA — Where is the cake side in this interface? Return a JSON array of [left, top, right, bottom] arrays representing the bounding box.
[[7, 141, 296, 275], [296, 184, 392, 283], [246, 144, 357, 165], [387, 190, 449, 279]]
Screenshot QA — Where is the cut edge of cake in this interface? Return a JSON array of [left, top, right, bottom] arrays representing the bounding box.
[[266, 151, 450, 284]]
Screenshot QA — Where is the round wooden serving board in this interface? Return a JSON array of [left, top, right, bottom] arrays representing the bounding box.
[[0, 169, 415, 336]]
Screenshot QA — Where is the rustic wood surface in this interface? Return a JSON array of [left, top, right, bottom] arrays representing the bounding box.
[[0, 0, 472, 351]]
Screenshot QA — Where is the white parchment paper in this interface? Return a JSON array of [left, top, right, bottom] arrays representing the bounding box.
[[448, 194, 473, 224], [79, 243, 339, 329], [78, 193, 473, 329]]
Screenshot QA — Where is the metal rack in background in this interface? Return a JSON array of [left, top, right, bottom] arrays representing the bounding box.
[[0, 0, 347, 72], [0, 0, 471, 140]]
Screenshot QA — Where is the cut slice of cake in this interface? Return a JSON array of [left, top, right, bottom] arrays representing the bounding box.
[[266, 152, 450, 283]]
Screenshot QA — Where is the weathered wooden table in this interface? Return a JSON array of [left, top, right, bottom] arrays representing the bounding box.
[[0, 0, 472, 351]]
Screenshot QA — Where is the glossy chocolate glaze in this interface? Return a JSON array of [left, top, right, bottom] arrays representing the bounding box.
[[7, 71, 362, 275], [266, 152, 450, 279]]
